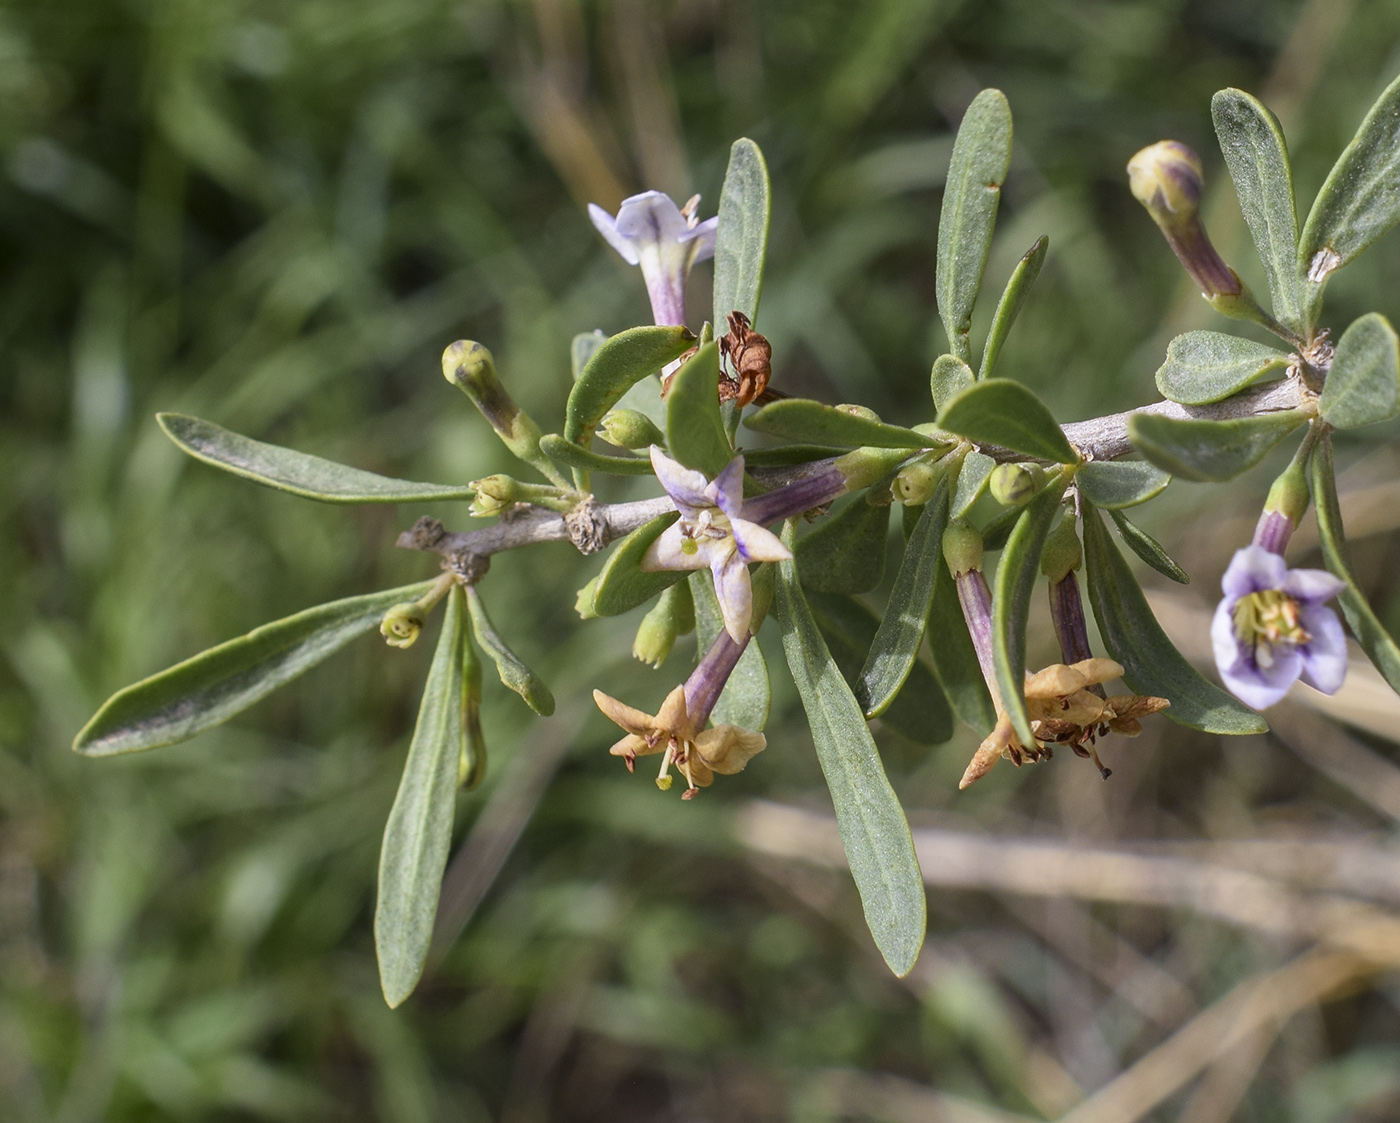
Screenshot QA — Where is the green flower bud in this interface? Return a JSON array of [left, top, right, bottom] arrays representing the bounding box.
[[379, 603, 425, 649], [893, 461, 940, 506], [833, 446, 910, 492], [469, 474, 518, 517], [598, 409, 665, 450], [989, 462, 1046, 507], [1040, 514, 1083, 583], [1263, 456, 1310, 527], [575, 576, 600, 620], [633, 581, 695, 668], [942, 519, 984, 577]]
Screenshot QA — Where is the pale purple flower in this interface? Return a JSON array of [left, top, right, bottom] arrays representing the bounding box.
[[641, 447, 791, 643], [588, 191, 718, 326], [1210, 545, 1348, 710]]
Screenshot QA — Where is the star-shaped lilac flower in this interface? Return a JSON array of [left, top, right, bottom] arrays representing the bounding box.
[[588, 192, 718, 327], [641, 447, 791, 643], [1210, 545, 1348, 710]]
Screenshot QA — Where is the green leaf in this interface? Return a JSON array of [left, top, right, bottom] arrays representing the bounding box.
[[930, 354, 975, 411], [1081, 503, 1266, 734], [1154, 331, 1291, 406], [795, 495, 889, 594], [73, 579, 437, 756], [690, 572, 770, 731], [857, 476, 950, 718], [1108, 508, 1189, 584], [563, 325, 696, 452], [1319, 312, 1400, 430], [590, 512, 687, 617], [666, 342, 732, 477], [806, 592, 953, 745], [157, 414, 477, 504], [979, 235, 1048, 379], [459, 616, 487, 791], [463, 587, 555, 716], [744, 398, 937, 450], [1075, 460, 1171, 509], [951, 450, 995, 518], [937, 380, 1080, 465], [775, 536, 926, 977], [1128, 409, 1306, 482], [713, 138, 772, 329], [992, 478, 1067, 747], [1298, 72, 1400, 326], [927, 559, 997, 732], [571, 330, 607, 379], [1311, 433, 1400, 693], [539, 433, 655, 476], [1212, 89, 1304, 329], [741, 444, 847, 467], [937, 88, 1013, 364], [376, 588, 466, 1008]]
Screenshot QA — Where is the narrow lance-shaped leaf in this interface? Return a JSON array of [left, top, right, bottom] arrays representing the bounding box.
[[464, 587, 555, 716], [666, 342, 732, 477], [1310, 433, 1400, 694], [857, 475, 950, 717], [459, 612, 487, 791], [1108, 508, 1189, 584], [928, 558, 997, 731], [993, 478, 1067, 747], [1128, 409, 1307, 482], [744, 398, 937, 450], [1154, 332, 1290, 406], [937, 89, 1012, 364], [591, 512, 686, 617], [540, 433, 654, 477], [1075, 460, 1171, 509], [1318, 312, 1400, 430], [74, 579, 438, 756], [1212, 89, 1304, 330], [795, 495, 889, 595], [938, 380, 1080, 465], [1081, 501, 1266, 733], [776, 527, 926, 977], [951, 450, 994, 518], [1298, 72, 1400, 327], [376, 588, 467, 1008], [690, 572, 770, 731], [158, 414, 478, 504], [979, 235, 1048, 379], [713, 138, 772, 330]]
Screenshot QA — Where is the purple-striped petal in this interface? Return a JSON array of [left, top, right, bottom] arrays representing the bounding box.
[[680, 215, 719, 262], [711, 550, 752, 641], [1280, 566, 1347, 606], [588, 203, 640, 265], [1220, 545, 1286, 599], [649, 446, 711, 514], [707, 455, 746, 516], [730, 517, 791, 564], [614, 191, 689, 247], [1299, 604, 1347, 695]]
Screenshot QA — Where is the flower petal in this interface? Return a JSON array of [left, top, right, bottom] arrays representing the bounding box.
[[706, 455, 746, 516], [588, 203, 640, 265], [1280, 566, 1347, 605], [679, 215, 719, 263], [1220, 642, 1302, 710], [729, 517, 792, 564], [1220, 545, 1286, 599], [712, 550, 753, 641], [693, 725, 766, 774], [649, 446, 711, 513], [641, 524, 710, 572], [1299, 604, 1348, 695], [614, 191, 689, 247], [593, 688, 657, 738]]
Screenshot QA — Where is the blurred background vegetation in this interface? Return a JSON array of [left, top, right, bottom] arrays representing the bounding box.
[[6, 0, 1400, 1119]]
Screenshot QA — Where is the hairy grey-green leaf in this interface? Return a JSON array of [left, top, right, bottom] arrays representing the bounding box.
[[857, 476, 950, 717], [1075, 460, 1170, 509], [1154, 332, 1290, 406], [1298, 72, 1400, 327], [691, 572, 770, 731], [938, 379, 1080, 464], [666, 343, 733, 477], [930, 353, 975, 410], [776, 536, 926, 977], [73, 579, 437, 756], [540, 433, 655, 476], [795, 495, 890, 594], [1212, 89, 1303, 329], [563, 325, 696, 453], [713, 139, 772, 330], [1108, 508, 1189, 584], [157, 414, 477, 503], [744, 398, 937, 450], [1128, 409, 1306, 482], [1311, 434, 1400, 694], [979, 235, 1048, 379], [1319, 312, 1400, 430], [1081, 503, 1266, 734], [376, 588, 466, 1008], [937, 89, 1012, 363], [464, 587, 555, 716], [590, 512, 686, 617]]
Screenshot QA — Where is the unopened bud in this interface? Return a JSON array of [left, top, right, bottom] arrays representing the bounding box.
[[894, 461, 940, 506], [598, 409, 665, 450], [833, 446, 910, 492], [633, 581, 695, 668], [380, 603, 425, 649], [469, 474, 518, 517], [1040, 515, 1083, 583], [1255, 452, 1311, 554], [989, 462, 1046, 507], [442, 340, 565, 486], [943, 519, 984, 577]]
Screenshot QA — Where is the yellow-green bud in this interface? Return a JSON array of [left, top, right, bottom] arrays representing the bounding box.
[[380, 603, 425, 649], [632, 581, 695, 668], [894, 461, 940, 506], [989, 462, 1046, 507], [833, 446, 909, 492], [837, 404, 881, 422], [1040, 515, 1083, 583], [575, 576, 600, 620], [942, 520, 983, 577], [598, 409, 665, 450], [469, 474, 518, 517]]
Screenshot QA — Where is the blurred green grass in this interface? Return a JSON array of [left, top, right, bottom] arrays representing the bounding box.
[[6, 0, 1400, 1119]]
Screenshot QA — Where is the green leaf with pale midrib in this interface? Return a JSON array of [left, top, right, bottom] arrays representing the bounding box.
[[1075, 460, 1171, 509], [666, 343, 732, 477], [1081, 502, 1265, 734], [951, 450, 994, 518], [1212, 89, 1303, 330], [1128, 409, 1306, 482], [937, 380, 1080, 465], [937, 88, 1012, 364], [158, 413, 477, 503], [376, 588, 466, 1008], [713, 139, 771, 330], [591, 512, 686, 617], [1319, 312, 1400, 430], [744, 398, 937, 450], [776, 534, 926, 977], [979, 235, 1048, 379], [795, 495, 890, 595], [73, 579, 437, 756], [1108, 508, 1189, 584], [464, 587, 555, 716], [857, 477, 949, 718], [1154, 332, 1290, 406], [690, 572, 770, 731]]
